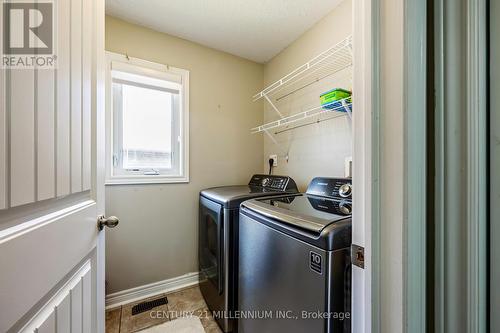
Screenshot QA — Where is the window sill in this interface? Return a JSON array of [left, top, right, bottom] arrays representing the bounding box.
[[105, 176, 189, 185]]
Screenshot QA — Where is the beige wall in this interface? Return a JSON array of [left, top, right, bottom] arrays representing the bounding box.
[[262, 0, 353, 191], [104, 16, 264, 294]]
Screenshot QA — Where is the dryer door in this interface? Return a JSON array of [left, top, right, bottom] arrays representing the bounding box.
[[199, 196, 224, 294]]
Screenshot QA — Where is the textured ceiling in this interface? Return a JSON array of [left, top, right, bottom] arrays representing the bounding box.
[[105, 0, 345, 63]]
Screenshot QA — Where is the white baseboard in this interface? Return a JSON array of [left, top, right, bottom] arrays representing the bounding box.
[[105, 272, 200, 310]]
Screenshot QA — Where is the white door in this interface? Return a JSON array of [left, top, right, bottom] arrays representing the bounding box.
[[0, 0, 107, 332]]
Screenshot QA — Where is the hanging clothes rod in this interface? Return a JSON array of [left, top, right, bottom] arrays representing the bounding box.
[[275, 69, 346, 102], [274, 113, 346, 135]]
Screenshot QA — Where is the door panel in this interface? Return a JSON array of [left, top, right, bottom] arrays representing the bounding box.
[[19, 260, 92, 332], [82, 0, 93, 192], [0, 0, 92, 207], [10, 69, 36, 207], [56, 295, 71, 332], [37, 69, 56, 201], [56, 0, 72, 197], [0, 202, 97, 331], [70, 0, 83, 193], [71, 278, 83, 333], [37, 312, 55, 333], [0, 0, 105, 331]]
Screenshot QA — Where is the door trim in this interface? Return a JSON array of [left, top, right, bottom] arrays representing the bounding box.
[[403, 0, 427, 332], [489, 0, 500, 331], [465, 0, 488, 331], [432, 0, 488, 331], [92, 0, 106, 331], [352, 0, 381, 331], [353, 0, 430, 331]]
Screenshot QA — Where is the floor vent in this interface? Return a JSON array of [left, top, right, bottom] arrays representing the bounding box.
[[131, 296, 168, 316]]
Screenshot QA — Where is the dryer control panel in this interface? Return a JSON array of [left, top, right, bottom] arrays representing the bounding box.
[[248, 174, 298, 192], [306, 177, 352, 200]]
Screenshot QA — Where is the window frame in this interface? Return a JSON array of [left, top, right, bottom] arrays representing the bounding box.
[[105, 52, 190, 185]]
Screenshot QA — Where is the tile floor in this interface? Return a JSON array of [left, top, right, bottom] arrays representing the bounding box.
[[106, 285, 222, 333]]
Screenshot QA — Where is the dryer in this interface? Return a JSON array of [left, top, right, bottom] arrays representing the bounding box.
[[199, 174, 298, 332]]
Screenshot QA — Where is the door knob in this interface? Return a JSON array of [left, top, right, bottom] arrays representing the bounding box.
[[97, 215, 119, 231]]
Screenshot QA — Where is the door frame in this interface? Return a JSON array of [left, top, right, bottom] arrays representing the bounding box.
[[403, 0, 428, 332], [431, 0, 488, 332], [93, 0, 106, 331], [352, 0, 428, 332], [351, 0, 379, 331], [489, 0, 499, 331]]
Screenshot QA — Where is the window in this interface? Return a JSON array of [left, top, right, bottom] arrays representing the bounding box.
[[106, 53, 189, 184]]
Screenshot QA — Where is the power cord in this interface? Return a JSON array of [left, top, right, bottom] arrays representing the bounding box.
[[268, 158, 274, 175]]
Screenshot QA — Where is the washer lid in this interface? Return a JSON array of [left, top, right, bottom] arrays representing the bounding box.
[[242, 194, 350, 234]]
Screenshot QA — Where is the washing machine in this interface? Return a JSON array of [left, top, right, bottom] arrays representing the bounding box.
[[238, 177, 352, 333]]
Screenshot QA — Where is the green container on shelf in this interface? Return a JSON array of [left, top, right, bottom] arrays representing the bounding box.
[[320, 88, 352, 111]]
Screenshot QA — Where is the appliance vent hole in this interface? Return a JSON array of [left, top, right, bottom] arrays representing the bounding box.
[[131, 296, 168, 316]]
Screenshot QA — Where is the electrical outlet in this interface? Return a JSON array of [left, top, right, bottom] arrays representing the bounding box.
[[269, 154, 278, 167], [345, 156, 353, 178]]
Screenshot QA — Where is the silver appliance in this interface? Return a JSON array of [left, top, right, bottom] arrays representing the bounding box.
[[199, 175, 298, 332], [238, 177, 352, 333]]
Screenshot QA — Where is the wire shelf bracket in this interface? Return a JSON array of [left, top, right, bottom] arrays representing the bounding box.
[[263, 94, 284, 119]]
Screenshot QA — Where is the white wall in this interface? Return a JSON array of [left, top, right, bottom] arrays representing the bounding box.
[[262, 0, 353, 191], [104, 16, 264, 293]]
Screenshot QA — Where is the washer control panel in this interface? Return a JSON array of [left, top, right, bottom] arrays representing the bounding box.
[[306, 177, 352, 200], [249, 174, 298, 192]]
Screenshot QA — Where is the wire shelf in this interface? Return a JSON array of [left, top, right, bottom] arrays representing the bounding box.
[[253, 36, 353, 102], [251, 97, 352, 135]]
